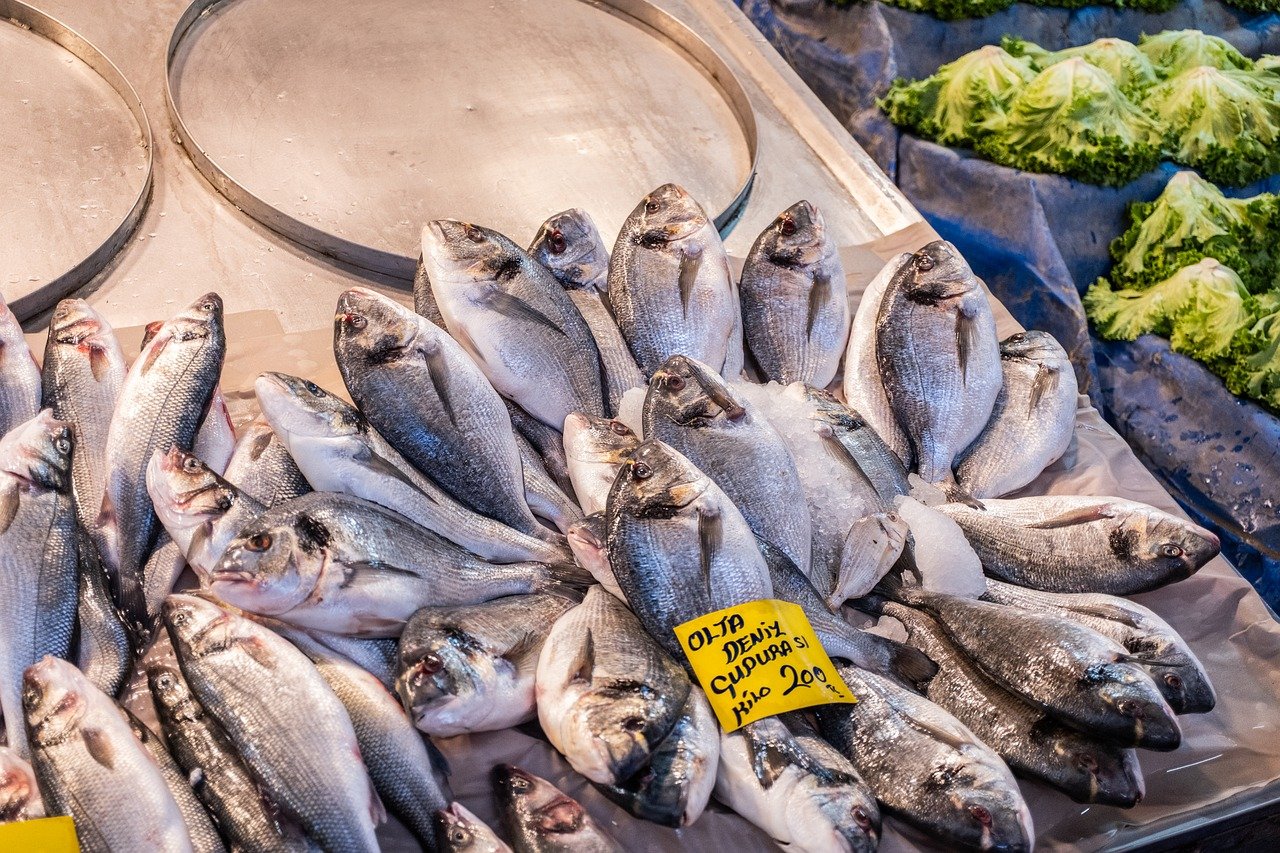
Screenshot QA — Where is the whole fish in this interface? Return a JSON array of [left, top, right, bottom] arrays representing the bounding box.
[[0, 411, 79, 757], [0, 293, 40, 438], [436, 802, 512, 853], [255, 372, 568, 565], [163, 594, 381, 851], [537, 586, 692, 785], [223, 416, 311, 508], [507, 400, 576, 497], [209, 491, 585, 637], [604, 440, 773, 662], [938, 495, 1221, 594], [285, 628, 450, 850], [100, 293, 225, 629], [492, 764, 619, 853], [148, 662, 300, 853], [882, 581, 1181, 750], [607, 184, 737, 377], [516, 432, 583, 534], [714, 716, 880, 853], [875, 241, 1001, 485], [40, 299, 127, 533], [528, 208, 645, 414], [335, 287, 553, 541], [0, 746, 43, 822], [644, 355, 812, 577], [23, 656, 192, 852], [885, 601, 1145, 806], [739, 201, 849, 388], [981, 579, 1214, 714], [397, 592, 579, 736], [956, 331, 1079, 498], [73, 525, 133, 697], [567, 514, 627, 603], [422, 221, 607, 427], [194, 386, 235, 476], [563, 414, 639, 517], [817, 665, 1033, 852], [843, 253, 912, 464], [598, 686, 718, 827]]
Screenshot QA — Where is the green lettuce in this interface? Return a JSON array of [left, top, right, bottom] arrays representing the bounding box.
[[1006, 36, 1160, 95], [1259, 55, 1280, 75], [1137, 30, 1253, 77]]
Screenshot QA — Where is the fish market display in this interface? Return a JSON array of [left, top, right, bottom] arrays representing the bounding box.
[[493, 764, 619, 853]]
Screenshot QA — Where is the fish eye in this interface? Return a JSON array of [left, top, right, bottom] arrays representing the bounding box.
[[304, 381, 323, 396], [55, 436, 72, 455], [915, 254, 935, 272], [1159, 543, 1184, 559], [21, 686, 40, 711], [157, 673, 176, 690], [1117, 700, 1143, 718], [644, 200, 660, 214], [779, 215, 797, 236], [198, 300, 216, 312], [449, 828, 470, 844], [54, 306, 69, 320], [852, 806, 873, 830], [548, 229, 567, 255], [246, 532, 273, 552], [1072, 752, 1099, 772], [1163, 672, 1184, 690], [511, 776, 530, 792], [631, 461, 653, 480], [420, 653, 443, 675], [967, 805, 992, 826], [171, 610, 189, 627], [621, 716, 646, 732], [182, 456, 203, 474], [609, 421, 632, 437], [662, 374, 686, 392], [215, 495, 234, 513], [465, 226, 486, 243]]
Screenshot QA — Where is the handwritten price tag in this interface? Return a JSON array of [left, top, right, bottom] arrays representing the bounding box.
[[0, 816, 79, 851], [674, 599, 855, 731]]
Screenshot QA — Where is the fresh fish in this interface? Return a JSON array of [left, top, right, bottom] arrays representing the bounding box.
[[40, 298, 127, 533], [23, 656, 192, 852], [875, 242, 1001, 485], [607, 184, 737, 377], [537, 586, 692, 785], [492, 764, 619, 852], [209, 491, 586, 637], [938, 495, 1221, 594], [436, 802, 512, 853], [644, 355, 812, 577], [0, 293, 40, 438], [397, 592, 579, 736], [714, 716, 879, 853], [335, 287, 554, 541], [956, 331, 1079, 498], [257, 372, 570, 565], [100, 294, 225, 630], [507, 400, 576, 498], [422, 221, 607, 427], [739, 201, 849, 387], [0, 746, 43, 822], [285, 628, 451, 850], [843, 253, 912, 464], [884, 601, 1145, 806], [73, 526, 133, 699], [981, 579, 1214, 714], [566, 514, 626, 603], [223, 416, 311, 508], [563, 414, 639, 517], [163, 594, 381, 851], [529, 208, 645, 414], [516, 432, 583, 534], [804, 388, 909, 506], [123, 708, 228, 853], [604, 440, 773, 662], [148, 662, 300, 853], [0, 411, 79, 757], [817, 665, 1033, 852], [598, 686, 718, 827], [148, 447, 265, 581], [413, 253, 448, 328], [882, 580, 1182, 750], [194, 386, 235, 476]]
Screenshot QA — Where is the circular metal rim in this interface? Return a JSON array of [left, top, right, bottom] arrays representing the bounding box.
[[0, 0, 154, 321], [164, 0, 759, 282]]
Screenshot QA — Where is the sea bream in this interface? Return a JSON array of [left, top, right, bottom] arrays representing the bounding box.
[[563, 414, 639, 518], [0, 746, 43, 823], [222, 415, 311, 508], [492, 764, 619, 853]]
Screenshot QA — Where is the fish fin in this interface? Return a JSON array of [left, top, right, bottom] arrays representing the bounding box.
[[0, 483, 18, 535], [698, 506, 722, 596], [1028, 363, 1059, 414], [81, 728, 116, 770], [941, 480, 984, 511], [1060, 600, 1144, 630], [241, 636, 278, 671], [88, 344, 112, 382], [893, 696, 973, 751], [137, 333, 171, 375], [340, 560, 423, 588], [485, 290, 567, 338], [806, 271, 830, 338], [423, 345, 458, 428], [1025, 504, 1117, 530], [882, 636, 939, 691], [678, 244, 704, 314], [571, 628, 595, 684], [819, 431, 879, 497], [742, 725, 791, 790], [503, 631, 544, 673], [354, 446, 435, 500]]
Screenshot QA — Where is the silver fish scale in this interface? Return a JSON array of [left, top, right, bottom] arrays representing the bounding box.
[[0, 304, 40, 438], [224, 419, 311, 508], [566, 290, 645, 416]]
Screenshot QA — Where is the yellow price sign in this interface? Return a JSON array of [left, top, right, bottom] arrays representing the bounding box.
[[674, 599, 856, 731], [0, 816, 79, 852]]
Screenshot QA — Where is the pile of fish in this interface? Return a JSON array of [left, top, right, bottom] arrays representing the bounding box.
[[0, 182, 1223, 852]]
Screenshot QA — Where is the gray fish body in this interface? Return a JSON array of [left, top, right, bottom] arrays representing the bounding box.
[[817, 665, 1033, 852], [939, 495, 1221, 595], [336, 288, 552, 540], [0, 294, 40, 438], [644, 355, 812, 578], [506, 400, 575, 497], [223, 416, 311, 508], [886, 602, 1145, 806], [413, 253, 448, 328], [843, 254, 913, 464], [981, 579, 1214, 714], [568, 292, 645, 416], [875, 242, 1000, 483], [24, 656, 192, 853], [124, 709, 228, 853], [142, 533, 189, 626], [804, 389, 909, 507], [397, 592, 578, 736], [493, 764, 619, 853], [740, 201, 850, 388], [607, 185, 736, 377], [74, 526, 133, 698], [956, 331, 1079, 498], [164, 595, 381, 852], [100, 294, 225, 629]]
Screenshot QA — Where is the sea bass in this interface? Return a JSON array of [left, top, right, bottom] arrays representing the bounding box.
[[493, 764, 619, 853], [435, 802, 512, 853]]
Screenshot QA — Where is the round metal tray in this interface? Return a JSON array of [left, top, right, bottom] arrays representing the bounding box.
[[166, 0, 758, 280], [0, 0, 152, 319]]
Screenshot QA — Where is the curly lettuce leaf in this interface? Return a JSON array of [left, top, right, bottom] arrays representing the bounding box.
[[1259, 55, 1280, 75], [1015, 37, 1160, 95], [878, 0, 1015, 19], [1137, 30, 1253, 77]]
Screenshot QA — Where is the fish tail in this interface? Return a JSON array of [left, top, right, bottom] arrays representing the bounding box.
[[865, 633, 938, 693], [540, 559, 595, 590]]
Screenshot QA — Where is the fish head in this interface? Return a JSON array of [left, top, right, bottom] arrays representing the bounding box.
[[628, 184, 707, 247], [166, 293, 224, 344], [999, 330, 1068, 366], [1093, 662, 1182, 750], [647, 354, 747, 428], [528, 208, 609, 292], [610, 441, 710, 517], [163, 594, 281, 674], [422, 220, 528, 290], [759, 200, 830, 267], [567, 515, 611, 579], [145, 663, 200, 724], [1124, 510, 1220, 582], [493, 764, 592, 843], [49, 298, 111, 350], [1147, 659, 1216, 716], [1049, 734, 1146, 807], [334, 286, 423, 367], [206, 516, 315, 617], [786, 775, 881, 853], [901, 241, 979, 306], [22, 656, 88, 748], [567, 680, 674, 783], [434, 801, 503, 853], [396, 622, 496, 729], [256, 372, 362, 442], [939, 756, 1035, 852], [146, 447, 234, 531], [0, 409, 74, 491], [0, 748, 39, 823], [563, 413, 639, 463]]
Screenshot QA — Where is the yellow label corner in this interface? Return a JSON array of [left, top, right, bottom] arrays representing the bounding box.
[[0, 816, 79, 852]]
